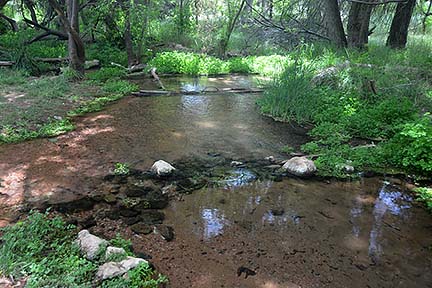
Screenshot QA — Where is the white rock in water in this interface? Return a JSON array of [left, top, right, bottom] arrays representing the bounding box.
[[151, 160, 176, 176], [76, 230, 108, 260], [105, 246, 126, 259], [282, 157, 317, 177], [230, 161, 243, 167], [96, 257, 147, 281]]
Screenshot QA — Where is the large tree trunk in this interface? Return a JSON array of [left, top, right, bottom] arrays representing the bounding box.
[[48, 0, 85, 77], [323, 0, 347, 48], [123, 0, 136, 67], [347, 1, 374, 49], [67, 0, 85, 76], [387, 0, 416, 48]]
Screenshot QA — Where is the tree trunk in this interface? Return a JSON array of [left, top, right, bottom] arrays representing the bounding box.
[[67, 0, 85, 76], [0, 0, 9, 10], [387, 0, 416, 48], [323, 0, 347, 48], [422, 0, 432, 33], [218, 0, 246, 58], [347, 0, 374, 49], [123, 0, 136, 67]]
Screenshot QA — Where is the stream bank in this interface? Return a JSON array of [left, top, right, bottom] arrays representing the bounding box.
[[1, 75, 431, 287]]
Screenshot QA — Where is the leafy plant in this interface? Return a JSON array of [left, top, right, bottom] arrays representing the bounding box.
[[113, 162, 130, 175], [414, 187, 432, 211], [0, 211, 96, 287]]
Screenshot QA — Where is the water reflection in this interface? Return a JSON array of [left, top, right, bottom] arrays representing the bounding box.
[[350, 182, 413, 262], [222, 168, 257, 188], [200, 208, 227, 240]]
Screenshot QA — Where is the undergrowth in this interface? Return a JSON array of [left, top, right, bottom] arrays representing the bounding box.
[[0, 67, 137, 144], [258, 43, 432, 177], [0, 211, 167, 287], [147, 51, 289, 76]]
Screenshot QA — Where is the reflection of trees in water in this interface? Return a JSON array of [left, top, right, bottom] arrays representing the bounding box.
[[350, 181, 412, 262]]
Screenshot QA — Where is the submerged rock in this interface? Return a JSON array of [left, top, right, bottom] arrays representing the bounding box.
[[282, 157, 316, 177], [151, 160, 176, 176], [96, 257, 147, 281], [123, 179, 158, 197], [154, 225, 175, 241], [130, 223, 153, 235], [76, 230, 108, 260]]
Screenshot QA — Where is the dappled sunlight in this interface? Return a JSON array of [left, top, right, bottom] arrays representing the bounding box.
[[3, 91, 26, 101], [81, 126, 115, 136], [86, 114, 115, 122], [171, 131, 184, 138], [195, 121, 217, 129], [0, 163, 28, 206]]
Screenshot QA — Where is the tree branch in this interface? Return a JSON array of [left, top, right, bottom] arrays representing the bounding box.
[[0, 12, 17, 31]]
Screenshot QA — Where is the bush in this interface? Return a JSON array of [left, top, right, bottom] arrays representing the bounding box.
[[385, 115, 432, 174]]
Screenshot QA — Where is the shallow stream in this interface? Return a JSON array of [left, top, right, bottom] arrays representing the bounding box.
[[0, 75, 431, 287]]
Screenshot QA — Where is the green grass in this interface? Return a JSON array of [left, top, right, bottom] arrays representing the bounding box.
[[257, 42, 432, 178], [0, 211, 167, 287], [0, 69, 138, 144]]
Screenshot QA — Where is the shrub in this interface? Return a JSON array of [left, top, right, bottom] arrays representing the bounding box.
[[385, 115, 432, 174]]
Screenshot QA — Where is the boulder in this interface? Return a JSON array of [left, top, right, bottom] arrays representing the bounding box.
[[150, 160, 176, 176], [105, 246, 126, 259], [124, 179, 158, 197], [282, 157, 316, 177], [154, 225, 175, 241], [130, 223, 153, 235], [96, 257, 147, 281], [76, 230, 108, 260]]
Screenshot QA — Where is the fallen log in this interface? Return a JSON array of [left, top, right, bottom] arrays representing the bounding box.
[[0, 61, 14, 67], [132, 87, 264, 97]]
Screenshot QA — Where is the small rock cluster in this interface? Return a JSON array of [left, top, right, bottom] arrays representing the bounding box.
[[76, 229, 148, 282]]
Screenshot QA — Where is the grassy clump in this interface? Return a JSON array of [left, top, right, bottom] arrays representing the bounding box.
[[414, 187, 432, 211], [147, 51, 289, 76], [0, 211, 96, 287], [0, 211, 167, 287], [258, 43, 432, 177]]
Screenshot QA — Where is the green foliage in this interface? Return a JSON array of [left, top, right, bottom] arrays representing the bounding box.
[[109, 234, 133, 256], [258, 43, 432, 177], [0, 119, 75, 144], [86, 43, 128, 67], [128, 262, 168, 287], [414, 187, 432, 211], [257, 61, 315, 122], [0, 211, 96, 287], [147, 51, 288, 76], [113, 162, 130, 176], [280, 145, 294, 154], [384, 115, 432, 174], [0, 31, 67, 75], [0, 212, 167, 287], [87, 67, 127, 83]]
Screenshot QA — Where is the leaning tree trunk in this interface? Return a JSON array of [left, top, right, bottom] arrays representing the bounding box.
[[323, 0, 347, 48], [347, 0, 374, 49], [67, 0, 85, 76], [387, 0, 416, 48], [48, 0, 85, 77]]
